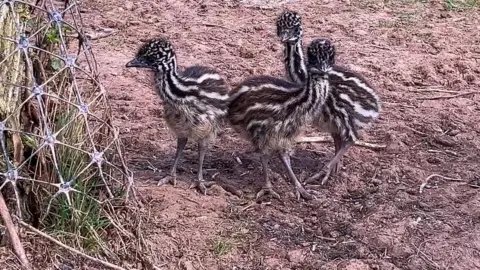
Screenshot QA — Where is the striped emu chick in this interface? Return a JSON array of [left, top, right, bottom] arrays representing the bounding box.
[[227, 39, 334, 200], [125, 38, 230, 194], [276, 10, 307, 84], [277, 11, 382, 185]]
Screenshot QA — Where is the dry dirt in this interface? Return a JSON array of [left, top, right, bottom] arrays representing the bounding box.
[[10, 0, 480, 269]]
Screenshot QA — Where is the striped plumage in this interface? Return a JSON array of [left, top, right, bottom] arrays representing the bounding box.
[[276, 11, 381, 185], [126, 38, 230, 194], [276, 11, 308, 84], [227, 39, 335, 200]]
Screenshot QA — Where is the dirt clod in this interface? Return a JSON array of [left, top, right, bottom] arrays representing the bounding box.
[[339, 259, 371, 270], [182, 260, 195, 270], [287, 249, 305, 264]]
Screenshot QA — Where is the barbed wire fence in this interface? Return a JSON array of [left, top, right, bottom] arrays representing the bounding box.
[[0, 0, 146, 268]]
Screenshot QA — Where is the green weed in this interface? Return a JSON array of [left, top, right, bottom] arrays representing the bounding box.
[[212, 238, 234, 257], [444, 0, 478, 11]]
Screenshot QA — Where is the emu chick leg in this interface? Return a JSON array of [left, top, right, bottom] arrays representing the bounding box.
[[256, 154, 281, 200], [332, 133, 343, 175], [190, 139, 216, 195], [306, 140, 353, 185], [157, 137, 188, 186], [278, 150, 316, 200]]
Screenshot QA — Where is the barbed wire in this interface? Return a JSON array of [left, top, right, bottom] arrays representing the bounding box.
[[0, 0, 137, 260]]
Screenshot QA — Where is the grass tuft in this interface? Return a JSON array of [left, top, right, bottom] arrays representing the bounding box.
[[444, 0, 478, 11], [212, 238, 234, 257]]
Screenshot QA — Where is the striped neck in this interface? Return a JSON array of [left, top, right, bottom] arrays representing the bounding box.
[[284, 40, 308, 84], [285, 68, 329, 118], [155, 57, 192, 102], [304, 70, 329, 113]]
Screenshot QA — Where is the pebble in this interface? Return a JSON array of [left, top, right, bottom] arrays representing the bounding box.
[[125, 1, 134, 11], [287, 249, 305, 264]]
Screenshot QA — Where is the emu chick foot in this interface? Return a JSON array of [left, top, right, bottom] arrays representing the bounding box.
[[294, 185, 317, 201], [304, 166, 335, 185], [157, 174, 177, 187], [189, 180, 216, 195], [256, 187, 281, 201]]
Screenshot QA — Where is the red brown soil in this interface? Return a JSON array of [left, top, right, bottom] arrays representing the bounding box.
[[13, 0, 480, 269]]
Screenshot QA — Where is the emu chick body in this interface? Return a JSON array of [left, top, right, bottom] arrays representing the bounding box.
[[126, 39, 229, 194], [159, 66, 227, 142], [276, 11, 381, 185], [227, 38, 334, 200]]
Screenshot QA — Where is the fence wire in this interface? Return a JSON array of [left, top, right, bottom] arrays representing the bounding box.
[[0, 0, 137, 257]]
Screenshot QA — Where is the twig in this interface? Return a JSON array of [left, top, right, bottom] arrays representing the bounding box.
[[86, 29, 119, 40], [67, 29, 119, 41], [18, 220, 126, 270], [146, 161, 159, 173], [316, 235, 337, 242], [410, 89, 460, 94], [404, 126, 428, 137], [295, 136, 386, 150], [180, 194, 200, 205], [370, 45, 390, 50], [240, 202, 256, 212], [417, 91, 478, 101], [382, 101, 417, 109], [0, 193, 32, 270], [419, 174, 463, 194], [200, 23, 240, 33], [412, 242, 441, 269]]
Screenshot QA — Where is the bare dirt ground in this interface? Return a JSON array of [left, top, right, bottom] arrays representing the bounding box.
[[16, 0, 480, 269]]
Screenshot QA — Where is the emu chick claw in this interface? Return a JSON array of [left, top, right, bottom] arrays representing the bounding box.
[[256, 187, 281, 201], [295, 186, 317, 201], [157, 174, 176, 187], [304, 166, 334, 186], [189, 180, 216, 195]]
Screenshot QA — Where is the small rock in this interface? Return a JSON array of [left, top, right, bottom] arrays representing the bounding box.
[[433, 136, 456, 147], [208, 184, 227, 196], [468, 175, 480, 188], [125, 1, 134, 11], [366, 259, 401, 270], [218, 48, 228, 55], [330, 230, 341, 238], [264, 257, 283, 268], [103, 19, 118, 28], [239, 48, 255, 59], [339, 259, 370, 270], [355, 29, 368, 36], [447, 129, 461, 136], [371, 178, 382, 186], [287, 249, 305, 263], [58, 262, 74, 270], [182, 260, 194, 270], [464, 74, 476, 83], [426, 157, 442, 164]]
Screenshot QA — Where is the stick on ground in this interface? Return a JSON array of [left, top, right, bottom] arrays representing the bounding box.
[[18, 220, 126, 270], [419, 174, 464, 193], [295, 136, 386, 150], [417, 91, 478, 101], [0, 192, 32, 270]]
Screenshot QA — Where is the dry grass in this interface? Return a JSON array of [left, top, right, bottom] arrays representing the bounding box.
[[0, 0, 147, 268]]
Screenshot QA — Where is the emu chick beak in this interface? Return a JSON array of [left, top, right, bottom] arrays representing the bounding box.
[[280, 32, 295, 43], [280, 34, 290, 42], [126, 58, 147, 68]]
